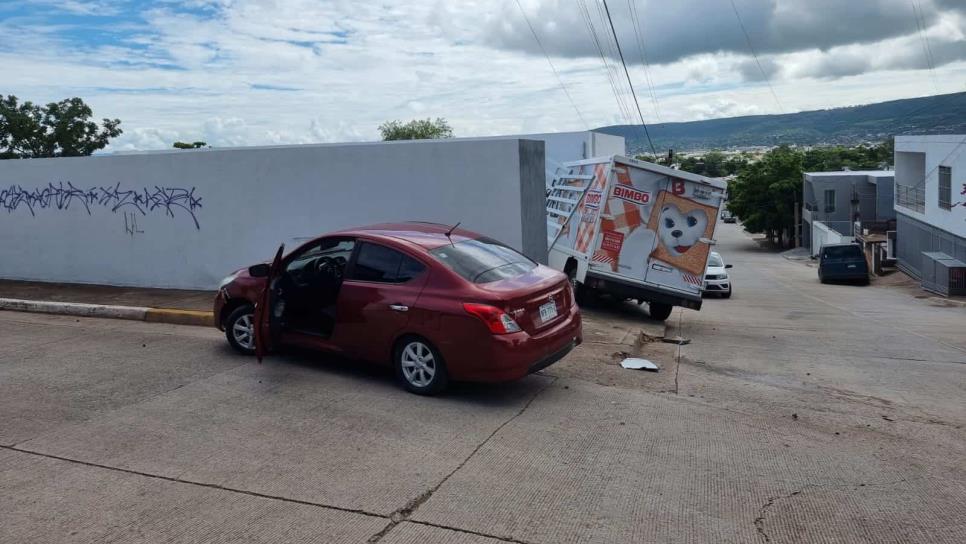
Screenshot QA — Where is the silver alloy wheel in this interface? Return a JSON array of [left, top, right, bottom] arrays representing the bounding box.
[[232, 313, 255, 350], [400, 341, 436, 388]]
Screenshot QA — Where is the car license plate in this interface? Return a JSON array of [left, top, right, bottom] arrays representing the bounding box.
[[538, 301, 558, 323], [847, 264, 856, 268]]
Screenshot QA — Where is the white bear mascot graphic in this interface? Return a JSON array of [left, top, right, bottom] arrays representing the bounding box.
[[657, 204, 708, 257]]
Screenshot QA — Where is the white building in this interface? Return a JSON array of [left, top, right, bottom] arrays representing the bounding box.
[[0, 131, 624, 290], [893, 135, 966, 290]]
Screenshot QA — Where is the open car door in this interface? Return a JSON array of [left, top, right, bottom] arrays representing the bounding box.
[[254, 244, 285, 363]]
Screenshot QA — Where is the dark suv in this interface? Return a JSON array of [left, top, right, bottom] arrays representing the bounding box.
[[818, 243, 869, 285]]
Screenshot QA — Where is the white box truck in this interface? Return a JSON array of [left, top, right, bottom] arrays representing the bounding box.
[[546, 155, 727, 321]]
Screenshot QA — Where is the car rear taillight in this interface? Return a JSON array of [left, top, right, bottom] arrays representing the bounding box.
[[463, 303, 522, 334]]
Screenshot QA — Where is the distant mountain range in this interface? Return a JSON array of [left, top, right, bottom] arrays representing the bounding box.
[[596, 91, 966, 154]]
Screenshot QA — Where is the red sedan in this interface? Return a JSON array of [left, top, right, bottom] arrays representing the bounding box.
[[214, 222, 582, 394]]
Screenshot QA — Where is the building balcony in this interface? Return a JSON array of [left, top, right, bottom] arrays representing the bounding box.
[[895, 185, 925, 213]]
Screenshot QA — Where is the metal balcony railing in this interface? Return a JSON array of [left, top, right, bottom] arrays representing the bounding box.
[[895, 185, 925, 213]]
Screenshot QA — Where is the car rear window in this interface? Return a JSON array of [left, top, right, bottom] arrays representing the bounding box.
[[429, 238, 536, 283], [822, 246, 863, 259]]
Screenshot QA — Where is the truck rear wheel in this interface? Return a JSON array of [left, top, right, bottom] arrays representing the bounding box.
[[648, 302, 673, 321]]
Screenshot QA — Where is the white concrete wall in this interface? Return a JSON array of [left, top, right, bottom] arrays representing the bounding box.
[[0, 138, 545, 289], [811, 220, 854, 256], [895, 135, 966, 237], [479, 131, 625, 187]]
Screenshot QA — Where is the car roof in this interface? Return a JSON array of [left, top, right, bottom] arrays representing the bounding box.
[[332, 221, 480, 250]]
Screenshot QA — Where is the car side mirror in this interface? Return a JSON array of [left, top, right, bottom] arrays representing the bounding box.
[[248, 263, 271, 277], [725, 264, 733, 269]]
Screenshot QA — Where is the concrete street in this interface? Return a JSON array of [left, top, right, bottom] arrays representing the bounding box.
[[2, 223, 964, 543]]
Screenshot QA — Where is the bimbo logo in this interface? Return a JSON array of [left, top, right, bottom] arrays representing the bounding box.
[[613, 185, 650, 205]]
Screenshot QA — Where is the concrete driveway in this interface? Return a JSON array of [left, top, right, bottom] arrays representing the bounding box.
[[2, 224, 964, 543]]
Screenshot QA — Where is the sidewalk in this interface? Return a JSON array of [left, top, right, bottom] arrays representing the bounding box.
[[0, 280, 216, 326]]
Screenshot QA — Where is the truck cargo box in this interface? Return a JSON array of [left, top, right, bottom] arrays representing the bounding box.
[[546, 155, 727, 318]]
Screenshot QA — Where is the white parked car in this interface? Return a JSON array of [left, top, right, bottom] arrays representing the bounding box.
[[703, 252, 732, 298]]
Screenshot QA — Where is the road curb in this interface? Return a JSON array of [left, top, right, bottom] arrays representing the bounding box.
[[0, 298, 213, 327], [145, 308, 215, 327]]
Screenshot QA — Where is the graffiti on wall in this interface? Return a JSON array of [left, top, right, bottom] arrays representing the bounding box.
[[0, 182, 203, 229]]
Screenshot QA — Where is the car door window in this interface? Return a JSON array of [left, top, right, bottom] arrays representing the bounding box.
[[350, 243, 425, 283], [284, 238, 355, 284], [396, 253, 426, 282]]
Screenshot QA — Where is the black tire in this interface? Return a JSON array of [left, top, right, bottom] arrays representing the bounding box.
[[722, 287, 732, 299], [648, 302, 673, 321], [394, 336, 449, 395], [225, 304, 256, 355]]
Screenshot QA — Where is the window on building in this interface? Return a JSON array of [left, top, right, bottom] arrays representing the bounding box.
[[824, 189, 835, 213], [939, 166, 952, 210]]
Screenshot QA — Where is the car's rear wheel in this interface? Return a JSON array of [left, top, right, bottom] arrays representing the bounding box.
[[225, 305, 256, 355], [394, 337, 449, 395], [648, 302, 673, 321]]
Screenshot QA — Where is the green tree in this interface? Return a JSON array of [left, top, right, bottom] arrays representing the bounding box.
[[723, 153, 751, 176], [727, 145, 804, 248], [378, 118, 453, 141], [802, 139, 894, 172], [634, 153, 660, 163], [0, 95, 122, 159], [676, 151, 747, 177], [173, 141, 208, 149]]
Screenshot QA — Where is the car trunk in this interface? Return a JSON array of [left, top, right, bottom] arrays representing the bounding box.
[[477, 268, 571, 335]]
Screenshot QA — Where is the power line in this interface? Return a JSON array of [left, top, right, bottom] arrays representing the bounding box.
[[586, 0, 638, 127], [911, 0, 940, 94], [600, 0, 657, 156], [906, 134, 966, 189], [626, 0, 663, 124], [576, 0, 636, 126], [587, 0, 650, 149], [728, 0, 784, 114], [513, 0, 589, 129]]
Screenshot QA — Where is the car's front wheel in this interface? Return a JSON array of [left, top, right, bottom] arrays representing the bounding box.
[[722, 286, 732, 299], [225, 305, 256, 355], [394, 337, 449, 395]]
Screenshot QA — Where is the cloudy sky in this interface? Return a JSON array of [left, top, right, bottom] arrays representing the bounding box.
[[1, 0, 964, 151]]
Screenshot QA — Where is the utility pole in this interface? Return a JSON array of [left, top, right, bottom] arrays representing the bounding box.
[[794, 202, 801, 248]]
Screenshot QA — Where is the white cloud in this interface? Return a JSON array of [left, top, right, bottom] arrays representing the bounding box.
[[1, 0, 964, 150]]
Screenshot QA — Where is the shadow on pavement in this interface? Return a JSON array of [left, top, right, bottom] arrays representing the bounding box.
[[215, 342, 548, 408]]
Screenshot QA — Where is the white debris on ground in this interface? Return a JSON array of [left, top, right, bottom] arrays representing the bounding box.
[[620, 358, 659, 371]]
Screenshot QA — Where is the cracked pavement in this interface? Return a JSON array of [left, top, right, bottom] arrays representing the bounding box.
[[2, 224, 965, 543]]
